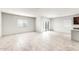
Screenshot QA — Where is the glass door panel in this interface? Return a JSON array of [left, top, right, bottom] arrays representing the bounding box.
[[45, 21, 49, 31]]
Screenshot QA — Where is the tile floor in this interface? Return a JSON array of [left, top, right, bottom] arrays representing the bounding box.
[[0, 31, 79, 51]]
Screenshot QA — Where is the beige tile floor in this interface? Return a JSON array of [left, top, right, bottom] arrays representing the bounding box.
[[0, 31, 79, 51]]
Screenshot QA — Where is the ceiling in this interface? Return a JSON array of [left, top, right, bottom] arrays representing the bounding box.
[[1, 8, 79, 18]]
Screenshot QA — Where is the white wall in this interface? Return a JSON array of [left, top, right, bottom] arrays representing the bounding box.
[[2, 13, 36, 36], [36, 17, 42, 32], [50, 18, 54, 31], [52, 16, 73, 33], [0, 10, 2, 37]]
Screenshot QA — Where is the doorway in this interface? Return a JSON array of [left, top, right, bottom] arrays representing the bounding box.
[[45, 21, 50, 31]]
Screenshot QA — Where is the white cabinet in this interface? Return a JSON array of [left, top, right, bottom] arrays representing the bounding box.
[[71, 29, 79, 41]]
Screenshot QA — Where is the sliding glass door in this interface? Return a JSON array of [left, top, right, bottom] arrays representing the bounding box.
[[44, 21, 50, 31]]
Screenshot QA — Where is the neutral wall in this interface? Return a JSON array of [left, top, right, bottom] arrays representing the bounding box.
[[2, 13, 36, 36], [50, 18, 54, 31], [0, 10, 2, 37], [52, 16, 73, 33]]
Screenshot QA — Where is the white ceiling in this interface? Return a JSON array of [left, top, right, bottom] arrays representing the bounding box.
[[1, 8, 79, 18]]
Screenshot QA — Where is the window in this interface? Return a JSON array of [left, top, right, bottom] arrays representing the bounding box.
[[17, 19, 28, 27]]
